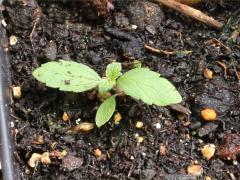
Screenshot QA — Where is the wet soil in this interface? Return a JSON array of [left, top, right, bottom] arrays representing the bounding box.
[[1, 0, 240, 179]]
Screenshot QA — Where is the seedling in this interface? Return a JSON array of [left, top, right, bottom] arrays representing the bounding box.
[[33, 60, 182, 127]]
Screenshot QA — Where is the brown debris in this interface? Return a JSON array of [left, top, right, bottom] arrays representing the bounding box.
[[154, 0, 223, 30], [175, 0, 202, 5], [215, 61, 227, 77], [83, 0, 114, 18], [217, 133, 240, 160], [67, 122, 95, 134], [145, 44, 175, 56], [159, 143, 167, 156]]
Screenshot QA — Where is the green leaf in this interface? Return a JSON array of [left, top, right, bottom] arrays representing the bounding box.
[[106, 62, 122, 81], [98, 79, 115, 95], [95, 96, 116, 127], [33, 60, 101, 92], [117, 68, 182, 106]]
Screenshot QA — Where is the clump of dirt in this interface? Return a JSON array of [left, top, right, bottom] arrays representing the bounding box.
[[2, 0, 240, 179]]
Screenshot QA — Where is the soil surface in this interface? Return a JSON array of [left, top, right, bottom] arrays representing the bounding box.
[[2, 0, 240, 179]]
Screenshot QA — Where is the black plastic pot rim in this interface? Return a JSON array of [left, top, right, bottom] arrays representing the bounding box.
[[0, 0, 17, 179]]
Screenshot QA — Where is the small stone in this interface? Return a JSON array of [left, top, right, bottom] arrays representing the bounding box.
[[40, 152, 51, 165], [131, 24, 138, 30], [197, 123, 218, 137], [62, 112, 70, 122], [201, 108, 217, 121], [189, 121, 201, 130], [94, 148, 102, 158], [145, 25, 156, 35], [134, 133, 139, 138], [205, 176, 212, 180], [155, 123, 161, 129], [62, 154, 83, 171], [187, 164, 203, 176], [136, 121, 143, 129], [159, 143, 167, 156], [136, 136, 144, 143], [233, 160, 238, 165], [201, 144, 216, 160], [115, 13, 129, 28], [130, 156, 134, 160], [9, 35, 17, 45], [203, 68, 213, 79], [12, 86, 21, 99], [114, 112, 122, 124], [28, 153, 42, 168], [44, 40, 57, 60], [1, 19, 7, 27]]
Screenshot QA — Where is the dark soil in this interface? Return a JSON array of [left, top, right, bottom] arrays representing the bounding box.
[[2, 0, 240, 179]]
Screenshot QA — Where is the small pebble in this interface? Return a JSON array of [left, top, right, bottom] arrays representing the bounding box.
[[94, 148, 102, 158], [203, 68, 213, 79], [62, 154, 83, 171], [130, 156, 134, 160], [205, 176, 212, 180], [136, 121, 143, 129], [201, 144, 216, 160], [197, 123, 218, 137], [12, 86, 21, 99], [155, 123, 161, 129], [159, 143, 167, 156], [189, 121, 201, 130], [233, 160, 238, 165], [136, 136, 144, 143], [1, 19, 7, 27], [145, 25, 156, 35], [9, 35, 17, 46], [187, 164, 203, 176], [201, 108, 217, 121], [131, 24, 138, 30], [62, 112, 70, 122], [114, 112, 122, 124]]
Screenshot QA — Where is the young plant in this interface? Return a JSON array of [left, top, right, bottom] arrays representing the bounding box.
[[33, 60, 182, 127]]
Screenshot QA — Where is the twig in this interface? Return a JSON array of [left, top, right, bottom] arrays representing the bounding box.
[[212, 38, 232, 52], [145, 44, 192, 56], [153, 0, 223, 30], [215, 61, 227, 77], [145, 44, 175, 56]]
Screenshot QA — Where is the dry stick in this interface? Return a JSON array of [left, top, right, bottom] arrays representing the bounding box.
[[154, 0, 223, 30]]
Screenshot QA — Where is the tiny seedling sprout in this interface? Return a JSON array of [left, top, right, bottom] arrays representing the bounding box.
[[33, 60, 182, 127]]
